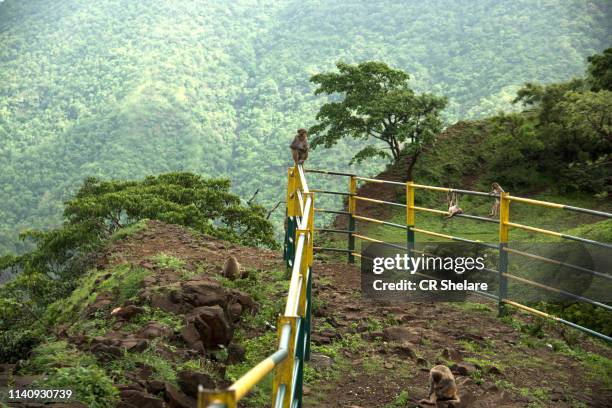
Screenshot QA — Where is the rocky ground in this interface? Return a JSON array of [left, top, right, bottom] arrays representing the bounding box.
[[1, 220, 610, 408]]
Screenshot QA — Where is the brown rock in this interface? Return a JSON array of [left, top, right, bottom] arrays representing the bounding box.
[[451, 362, 478, 376], [383, 326, 422, 343], [190, 305, 233, 348], [145, 380, 166, 395], [393, 341, 417, 359], [164, 383, 196, 408], [111, 305, 145, 320], [181, 324, 205, 353], [138, 321, 173, 340], [119, 390, 164, 408], [442, 347, 462, 362], [181, 279, 227, 307], [177, 370, 215, 398]]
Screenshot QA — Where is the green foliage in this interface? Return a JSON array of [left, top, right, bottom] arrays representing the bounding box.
[[1, 0, 610, 254], [0, 329, 42, 363], [587, 47, 612, 91], [38, 366, 119, 408], [64, 173, 278, 248], [310, 61, 446, 179], [20, 341, 118, 408]]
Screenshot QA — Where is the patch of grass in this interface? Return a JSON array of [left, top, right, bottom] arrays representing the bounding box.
[[36, 365, 119, 408], [122, 307, 184, 334], [20, 341, 97, 375], [43, 264, 150, 327], [108, 341, 178, 384], [385, 390, 410, 408], [110, 219, 149, 242], [151, 252, 186, 270], [19, 341, 118, 408]]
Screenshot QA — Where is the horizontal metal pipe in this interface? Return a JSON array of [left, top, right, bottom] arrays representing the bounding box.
[[314, 247, 353, 253], [508, 195, 612, 219], [506, 222, 612, 250], [314, 228, 353, 234], [354, 214, 408, 230], [227, 324, 291, 401], [412, 183, 494, 197], [311, 188, 354, 196], [503, 247, 612, 281], [352, 233, 382, 243], [354, 176, 406, 186], [354, 195, 407, 208], [502, 272, 612, 312], [305, 169, 356, 177], [314, 208, 351, 215], [410, 227, 497, 249]]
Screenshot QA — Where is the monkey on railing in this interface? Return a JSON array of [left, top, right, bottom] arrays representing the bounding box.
[[446, 191, 463, 218], [290, 128, 309, 165], [489, 182, 504, 217]]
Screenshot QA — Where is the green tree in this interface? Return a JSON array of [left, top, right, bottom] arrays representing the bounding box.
[[587, 47, 612, 91], [309, 61, 447, 180]]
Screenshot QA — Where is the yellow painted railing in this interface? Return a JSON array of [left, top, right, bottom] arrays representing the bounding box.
[[198, 164, 314, 408]]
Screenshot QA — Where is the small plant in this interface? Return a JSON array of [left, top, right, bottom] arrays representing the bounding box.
[[151, 252, 186, 270], [386, 390, 410, 407]]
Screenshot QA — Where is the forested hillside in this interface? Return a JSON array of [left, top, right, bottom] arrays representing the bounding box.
[[1, 0, 611, 253]]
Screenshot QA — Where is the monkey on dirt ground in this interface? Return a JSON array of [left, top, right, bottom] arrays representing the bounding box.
[[222, 255, 241, 280], [418, 365, 461, 407], [446, 191, 463, 218], [289, 128, 309, 165]]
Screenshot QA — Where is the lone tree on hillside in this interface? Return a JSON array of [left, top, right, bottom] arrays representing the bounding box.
[[309, 61, 447, 180]]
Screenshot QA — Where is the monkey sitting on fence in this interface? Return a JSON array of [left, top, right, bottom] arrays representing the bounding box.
[[446, 191, 463, 218], [289, 128, 309, 165], [418, 365, 461, 407]]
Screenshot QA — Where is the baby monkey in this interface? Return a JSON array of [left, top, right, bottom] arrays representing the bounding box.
[[419, 365, 460, 407], [446, 191, 463, 218], [290, 128, 309, 165]]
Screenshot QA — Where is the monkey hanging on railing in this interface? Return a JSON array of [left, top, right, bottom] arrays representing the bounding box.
[[290, 128, 309, 166], [446, 191, 463, 218]]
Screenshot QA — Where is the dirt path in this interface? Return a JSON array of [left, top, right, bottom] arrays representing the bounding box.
[[303, 260, 612, 408]]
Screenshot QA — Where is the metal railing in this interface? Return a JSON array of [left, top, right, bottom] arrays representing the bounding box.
[[307, 169, 612, 343], [199, 167, 612, 408], [198, 164, 314, 407]]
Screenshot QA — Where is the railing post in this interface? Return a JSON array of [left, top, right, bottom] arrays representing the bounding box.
[[272, 316, 298, 408], [498, 191, 510, 316], [406, 181, 415, 258], [285, 167, 298, 268], [347, 176, 357, 263]]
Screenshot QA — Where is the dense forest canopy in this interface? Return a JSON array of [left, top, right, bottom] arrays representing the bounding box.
[[0, 0, 611, 254]]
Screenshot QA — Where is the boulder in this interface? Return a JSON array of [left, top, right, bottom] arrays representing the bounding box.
[[180, 324, 205, 354], [177, 370, 215, 398], [119, 389, 164, 408], [164, 383, 196, 408], [138, 321, 173, 340], [190, 305, 233, 348], [451, 362, 478, 376]]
